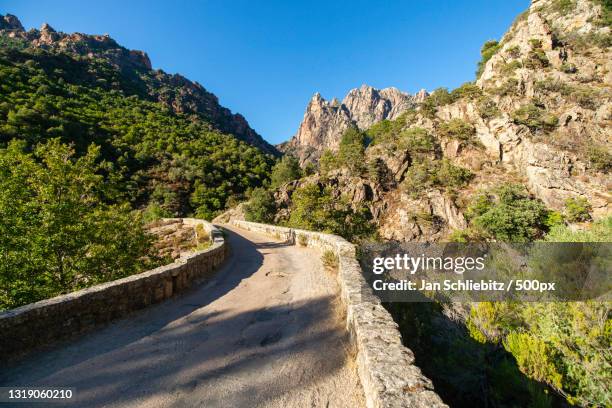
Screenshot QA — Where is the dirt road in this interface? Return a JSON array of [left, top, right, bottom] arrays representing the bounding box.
[[0, 225, 365, 407]]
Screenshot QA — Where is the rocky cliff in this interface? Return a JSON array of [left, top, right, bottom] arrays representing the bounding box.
[[268, 0, 611, 242], [0, 14, 277, 155], [280, 85, 425, 163]]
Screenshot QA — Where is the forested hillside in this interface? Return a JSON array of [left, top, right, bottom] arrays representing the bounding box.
[[0, 15, 275, 309]]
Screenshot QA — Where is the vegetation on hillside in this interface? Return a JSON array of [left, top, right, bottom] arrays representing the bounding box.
[[0, 36, 274, 308]]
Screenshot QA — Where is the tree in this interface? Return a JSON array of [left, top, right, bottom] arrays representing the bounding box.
[[244, 187, 276, 223], [270, 155, 301, 188], [467, 184, 550, 242], [0, 139, 158, 310], [338, 127, 366, 175]]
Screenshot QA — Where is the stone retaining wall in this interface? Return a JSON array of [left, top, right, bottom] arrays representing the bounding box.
[[0, 219, 227, 362], [231, 220, 447, 408]]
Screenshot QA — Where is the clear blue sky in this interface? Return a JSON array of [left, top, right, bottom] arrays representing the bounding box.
[[3, 0, 528, 144]]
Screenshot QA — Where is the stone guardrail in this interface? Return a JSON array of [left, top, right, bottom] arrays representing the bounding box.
[[230, 220, 447, 408], [0, 219, 227, 362]]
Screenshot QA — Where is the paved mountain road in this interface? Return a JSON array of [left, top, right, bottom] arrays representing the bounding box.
[[1, 225, 365, 408]]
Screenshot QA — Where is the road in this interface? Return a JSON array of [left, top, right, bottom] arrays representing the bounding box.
[[1, 225, 365, 408]]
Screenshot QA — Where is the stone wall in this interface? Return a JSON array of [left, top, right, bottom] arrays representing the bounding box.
[[0, 219, 227, 362], [231, 220, 447, 408]]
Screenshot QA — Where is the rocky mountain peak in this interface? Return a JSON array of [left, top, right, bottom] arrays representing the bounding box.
[[0, 14, 24, 31], [0, 13, 277, 155], [281, 85, 419, 163]]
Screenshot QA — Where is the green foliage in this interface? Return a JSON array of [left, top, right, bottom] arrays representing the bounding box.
[[563, 197, 592, 222], [244, 187, 276, 223], [270, 155, 301, 188], [511, 103, 558, 133], [587, 146, 611, 173], [491, 77, 520, 97], [545, 216, 612, 242], [449, 82, 482, 100], [420, 88, 453, 118], [338, 127, 367, 175], [401, 159, 473, 196], [367, 157, 390, 185], [0, 139, 160, 310], [397, 127, 438, 154], [503, 332, 563, 389], [477, 97, 501, 119], [366, 110, 416, 145], [524, 39, 549, 69], [466, 183, 550, 242], [437, 118, 478, 145], [318, 149, 338, 176], [476, 40, 501, 78], [287, 183, 374, 240], [0, 45, 273, 221]]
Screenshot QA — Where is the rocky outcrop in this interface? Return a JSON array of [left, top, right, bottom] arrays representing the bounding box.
[[281, 85, 423, 163], [0, 14, 277, 155]]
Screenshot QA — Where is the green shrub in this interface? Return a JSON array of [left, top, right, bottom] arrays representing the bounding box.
[[401, 159, 473, 196], [476, 40, 501, 78], [450, 82, 482, 100], [477, 97, 501, 119], [318, 149, 338, 175], [270, 155, 301, 188], [0, 139, 161, 310], [587, 146, 611, 173], [524, 39, 549, 69], [367, 157, 390, 184], [491, 78, 520, 97], [545, 216, 611, 241], [397, 127, 438, 154], [288, 183, 374, 240], [338, 127, 367, 175], [511, 104, 558, 133], [500, 60, 523, 75], [466, 183, 550, 241], [563, 197, 592, 222], [437, 118, 478, 144], [506, 45, 521, 59], [244, 187, 276, 223], [420, 88, 453, 118]]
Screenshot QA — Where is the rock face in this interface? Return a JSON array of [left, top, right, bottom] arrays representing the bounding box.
[[0, 15, 277, 155], [280, 85, 423, 163], [270, 0, 611, 241]]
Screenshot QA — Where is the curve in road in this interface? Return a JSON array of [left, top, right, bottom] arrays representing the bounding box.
[[1, 225, 365, 408]]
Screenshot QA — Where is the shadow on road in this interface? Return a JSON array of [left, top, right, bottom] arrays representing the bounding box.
[[1, 228, 352, 407]]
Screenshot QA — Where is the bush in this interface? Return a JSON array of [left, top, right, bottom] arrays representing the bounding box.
[[491, 78, 520, 97], [288, 183, 374, 240], [450, 82, 482, 100], [477, 97, 501, 119], [524, 39, 549, 69], [512, 104, 558, 133], [587, 146, 611, 173], [563, 197, 592, 222], [466, 183, 550, 242], [244, 187, 276, 223], [437, 119, 478, 144], [476, 40, 501, 78], [420, 88, 453, 118], [338, 127, 367, 175], [397, 127, 438, 154], [401, 159, 473, 196], [270, 155, 301, 188], [318, 149, 338, 175], [0, 139, 160, 310]]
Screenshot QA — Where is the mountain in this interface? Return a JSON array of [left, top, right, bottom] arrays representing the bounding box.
[[279, 85, 427, 163], [0, 14, 277, 155], [0, 14, 275, 219], [249, 0, 610, 242]]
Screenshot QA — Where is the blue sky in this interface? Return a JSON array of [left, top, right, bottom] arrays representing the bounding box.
[[3, 0, 528, 144]]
